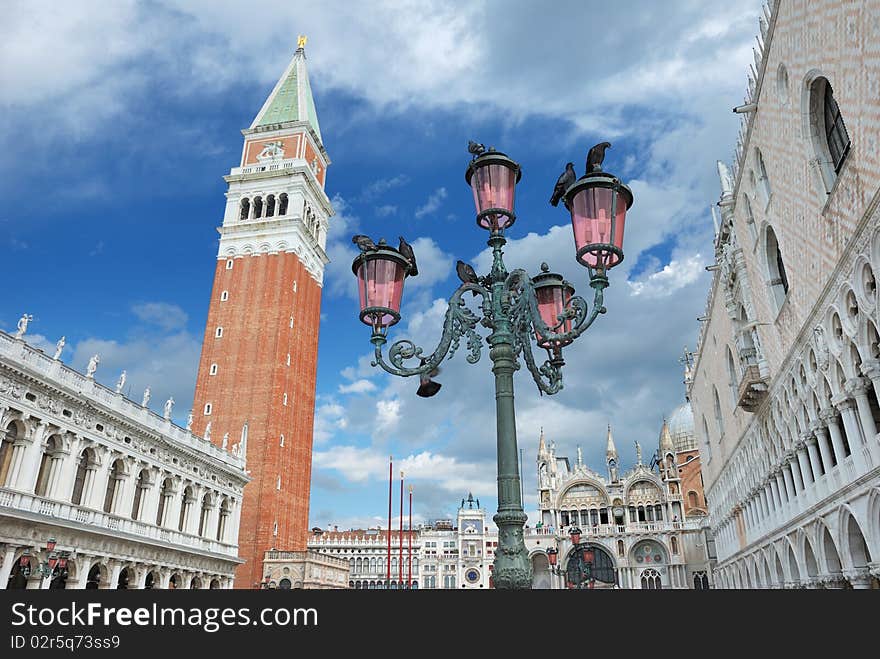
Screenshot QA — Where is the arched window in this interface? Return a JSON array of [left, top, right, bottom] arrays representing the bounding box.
[[808, 77, 851, 190], [265, 194, 276, 217], [70, 448, 94, 505], [252, 196, 263, 219], [640, 568, 662, 589], [754, 148, 771, 207], [35, 435, 62, 497], [217, 497, 231, 541], [179, 485, 194, 532], [693, 571, 709, 590], [688, 490, 699, 508], [239, 198, 250, 220], [726, 347, 739, 407], [131, 469, 148, 520], [0, 422, 19, 487], [713, 386, 724, 437], [278, 193, 289, 216], [102, 459, 125, 514], [765, 225, 789, 312], [671, 536, 679, 555], [156, 478, 172, 526]]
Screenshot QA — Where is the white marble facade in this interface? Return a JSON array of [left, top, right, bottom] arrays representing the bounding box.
[[689, 0, 880, 588], [0, 330, 248, 589]]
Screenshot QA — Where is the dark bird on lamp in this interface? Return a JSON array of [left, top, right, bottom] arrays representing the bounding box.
[[456, 260, 479, 285], [398, 236, 418, 276], [351, 234, 377, 252], [468, 140, 486, 158], [585, 141, 612, 174], [549, 162, 576, 208], [416, 365, 442, 398]]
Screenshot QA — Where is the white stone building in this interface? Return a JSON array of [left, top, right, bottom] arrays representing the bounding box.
[[689, 0, 880, 588], [527, 422, 714, 589], [0, 330, 248, 589]]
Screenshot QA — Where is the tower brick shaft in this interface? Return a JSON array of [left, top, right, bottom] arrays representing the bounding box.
[[191, 41, 332, 588]]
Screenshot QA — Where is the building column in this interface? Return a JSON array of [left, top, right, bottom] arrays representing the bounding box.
[[764, 483, 775, 514], [781, 465, 795, 501], [805, 437, 823, 481], [795, 441, 813, 486], [143, 470, 163, 524], [835, 398, 866, 469], [102, 561, 122, 590], [788, 454, 805, 493], [812, 423, 835, 472], [0, 545, 18, 589], [15, 422, 50, 493], [820, 408, 849, 467], [87, 450, 113, 510], [848, 377, 878, 441]]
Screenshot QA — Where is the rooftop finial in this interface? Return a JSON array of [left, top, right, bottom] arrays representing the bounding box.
[[297, 34, 307, 50]]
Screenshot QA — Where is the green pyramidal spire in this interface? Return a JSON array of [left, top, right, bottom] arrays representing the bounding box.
[[250, 36, 322, 144]]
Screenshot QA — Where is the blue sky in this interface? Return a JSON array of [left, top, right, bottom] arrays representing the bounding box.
[[1, 0, 762, 530]]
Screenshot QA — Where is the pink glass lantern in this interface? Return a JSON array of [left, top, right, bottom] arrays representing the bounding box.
[[48, 556, 58, 571], [563, 172, 633, 273], [533, 264, 575, 350], [465, 149, 522, 231], [352, 242, 414, 330], [547, 547, 558, 567], [569, 527, 581, 546], [46, 538, 57, 552], [582, 548, 595, 564]]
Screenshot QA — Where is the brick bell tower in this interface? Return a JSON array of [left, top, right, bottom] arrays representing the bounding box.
[[191, 36, 332, 588]]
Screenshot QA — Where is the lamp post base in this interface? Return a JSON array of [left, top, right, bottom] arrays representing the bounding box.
[[492, 510, 531, 589]]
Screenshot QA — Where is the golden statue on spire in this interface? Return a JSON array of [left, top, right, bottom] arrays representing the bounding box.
[[297, 34, 307, 49]]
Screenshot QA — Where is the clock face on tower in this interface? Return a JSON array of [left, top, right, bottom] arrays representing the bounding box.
[[465, 569, 480, 584], [463, 520, 483, 534]]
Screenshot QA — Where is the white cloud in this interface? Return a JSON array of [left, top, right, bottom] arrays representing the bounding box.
[[358, 175, 409, 202], [374, 204, 397, 217], [131, 302, 189, 331], [414, 187, 448, 219], [338, 379, 377, 394], [375, 398, 401, 433], [628, 254, 706, 297]]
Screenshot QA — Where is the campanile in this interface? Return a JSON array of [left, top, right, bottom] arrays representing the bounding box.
[[191, 37, 332, 588]]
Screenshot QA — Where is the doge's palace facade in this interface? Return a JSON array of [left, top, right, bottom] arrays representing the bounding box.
[[0, 330, 248, 589], [690, 0, 880, 588]]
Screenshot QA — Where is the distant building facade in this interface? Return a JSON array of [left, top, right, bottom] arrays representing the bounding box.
[[528, 419, 714, 589], [0, 331, 248, 589], [689, 0, 880, 588]]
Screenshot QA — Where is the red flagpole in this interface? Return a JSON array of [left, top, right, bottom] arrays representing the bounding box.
[[408, 485, 413, 589], [399, 471, 404, 589], [387, 456, 392, 587]]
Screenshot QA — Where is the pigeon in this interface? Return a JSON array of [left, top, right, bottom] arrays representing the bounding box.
[[456, 260, 479, 285], [549, 162, 576, 207], [468, 140, 486, 157], [398, 236, 418, 276], [586, 142, 612, 174], [351, 234, 377, 252]]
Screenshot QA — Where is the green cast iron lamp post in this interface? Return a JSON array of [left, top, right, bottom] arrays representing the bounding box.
[[351, 145, 633, 589]]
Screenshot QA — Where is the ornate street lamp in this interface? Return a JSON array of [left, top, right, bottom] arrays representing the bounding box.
[[351, 143, 632, 589]]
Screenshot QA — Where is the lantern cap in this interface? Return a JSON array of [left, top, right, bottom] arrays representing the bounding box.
[[563, 170, 634, 210], [350, 241, 414, 277], [464, 148, 522, 186], [532, 263, 574, 293]]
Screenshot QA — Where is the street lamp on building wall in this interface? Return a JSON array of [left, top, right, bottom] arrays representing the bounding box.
[[19, 537, 71, 584], [351, 144, 633, 589]]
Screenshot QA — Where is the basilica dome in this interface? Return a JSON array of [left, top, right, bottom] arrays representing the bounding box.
[[667, 401, 697, 452]]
